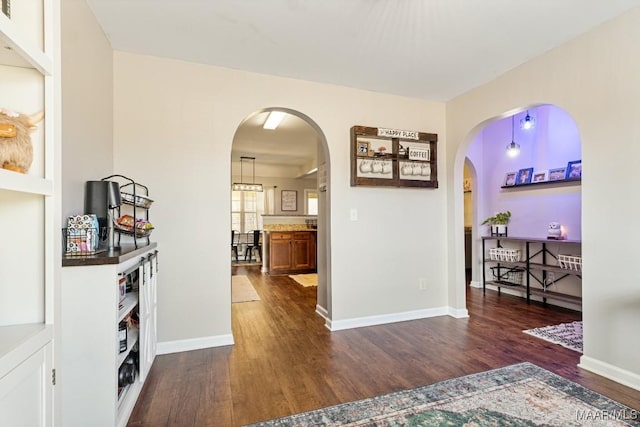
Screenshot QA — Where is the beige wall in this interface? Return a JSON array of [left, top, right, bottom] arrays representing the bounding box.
[[112, 51, 448, 346], [447, 7, 640, 388], [60, 0, 640, 390], [61, 0, 114, 220]]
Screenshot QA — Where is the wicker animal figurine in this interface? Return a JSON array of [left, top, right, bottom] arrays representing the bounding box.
[[0, 108, 44, 173]]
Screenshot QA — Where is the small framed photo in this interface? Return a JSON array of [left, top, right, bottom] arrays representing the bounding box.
[[549, 167, 567, 181], [516, 167, 533, 185], [356, 140, 370, 157], [503, 172, 517, 187], [532, 170, 548, 183], [281, 190, 297, 211], [566, 160, 582, 179]]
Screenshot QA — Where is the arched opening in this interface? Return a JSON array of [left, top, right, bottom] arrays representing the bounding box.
[[455, 104, 582, 313], [230, 107, 332, 321]]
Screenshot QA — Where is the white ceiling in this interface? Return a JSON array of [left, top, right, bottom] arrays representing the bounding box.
[[85, 0, 640, 171]]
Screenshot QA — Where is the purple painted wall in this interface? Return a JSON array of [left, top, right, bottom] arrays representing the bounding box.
[[468, 104, 582, 240]]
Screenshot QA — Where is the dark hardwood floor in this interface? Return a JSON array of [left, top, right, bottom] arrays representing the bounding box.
[[128, 266, 640, 426]]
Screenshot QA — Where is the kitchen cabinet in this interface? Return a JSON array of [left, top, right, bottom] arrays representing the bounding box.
[[61, 244, 158, 427], [0, 1, 59, 426], [268, 231, 316, 274]]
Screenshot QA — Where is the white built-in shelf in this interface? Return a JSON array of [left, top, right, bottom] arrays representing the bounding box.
[[117, 327, 139, 368], [118, 293, 139, 323], [0, 169, 54, 195], [0, 323, 52, 377], [0, 13, 52, 74]]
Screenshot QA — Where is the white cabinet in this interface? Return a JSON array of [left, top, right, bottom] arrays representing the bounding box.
[[0, 1, 59, 426], [61, 244, 158, 427]]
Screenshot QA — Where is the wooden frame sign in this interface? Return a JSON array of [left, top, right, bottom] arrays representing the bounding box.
[[350, 125, 438, 188]]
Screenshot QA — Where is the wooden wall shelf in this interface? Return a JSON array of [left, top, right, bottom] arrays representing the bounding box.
[[350, 125, 438, 189], [501, 177, 581, 190]]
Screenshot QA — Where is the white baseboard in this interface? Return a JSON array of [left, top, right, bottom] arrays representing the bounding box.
[[315, 304, 329, 320], [156, 334, 234, 355], [469, 280, 482, 288], [579, 355, 640, 391], [448, 307, 469, 318], [327, 307, 450, 331]]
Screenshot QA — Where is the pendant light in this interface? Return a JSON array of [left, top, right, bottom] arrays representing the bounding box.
[[232, 156, 263, 192], [506, 115, 520, 158], [520, 110, 535, 130]]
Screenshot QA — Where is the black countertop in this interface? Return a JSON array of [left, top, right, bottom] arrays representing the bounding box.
[[62, 242, 157, 267]]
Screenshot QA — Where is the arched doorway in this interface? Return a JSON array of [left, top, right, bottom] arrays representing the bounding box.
[[455, 105, 582, 310], [230, 107, 332, 319]]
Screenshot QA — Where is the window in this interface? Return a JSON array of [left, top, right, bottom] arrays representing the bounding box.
[[305, 190, 318, 215], [232, 191, 264, 233]]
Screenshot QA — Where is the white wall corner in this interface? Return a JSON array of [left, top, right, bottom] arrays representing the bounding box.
[[156, 334, 234, 355], [469, 281, 482, 289], [448, 307, 469, 318], [327, 307, 449, 331], [578, 355, 640, 392]]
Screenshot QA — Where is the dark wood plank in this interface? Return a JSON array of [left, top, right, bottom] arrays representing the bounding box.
[[128, 266, 640, 426]]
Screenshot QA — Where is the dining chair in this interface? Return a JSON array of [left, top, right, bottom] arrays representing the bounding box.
[[231, 230, 240, 261], [244, 230, 262, 261]]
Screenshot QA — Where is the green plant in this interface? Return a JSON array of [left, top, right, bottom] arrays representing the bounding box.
[[482, 211, 512, 225]]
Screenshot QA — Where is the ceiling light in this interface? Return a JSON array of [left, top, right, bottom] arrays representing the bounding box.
[[520, 111, 535, 130], [232, 156, 263, 192], [263, 111, 286, 130], [506, 115, 520, 157]]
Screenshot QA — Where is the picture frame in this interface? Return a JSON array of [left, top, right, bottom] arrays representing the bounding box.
[[503, 172, 517, 187], [1, 0, 10, 18], [566, 160, 582, 180], [532, 170, 548, 183], [281, 190, 297, 211], [356, 140, 370, 157], [516, 167, 533, 185], [548, 167, 567, 181]]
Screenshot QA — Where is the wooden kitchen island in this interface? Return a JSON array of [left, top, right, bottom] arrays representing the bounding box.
[[263, 229, 317, 274]]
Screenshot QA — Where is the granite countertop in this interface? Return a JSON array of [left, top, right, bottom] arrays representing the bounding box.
[[62, 242, 158, 267], [263, 225, 317, 231]]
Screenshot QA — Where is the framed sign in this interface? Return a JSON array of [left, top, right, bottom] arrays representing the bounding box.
[[350, 125, 438, 189], [281, 190, 297, 211]]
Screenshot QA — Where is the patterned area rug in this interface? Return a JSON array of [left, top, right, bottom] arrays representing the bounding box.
[[232, 275, 261, 303], [288, 273, 317, 287], [524, 320, 583, 353], [246, 362, 639, 426]]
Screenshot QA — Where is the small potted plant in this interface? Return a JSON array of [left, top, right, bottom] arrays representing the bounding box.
[[482, 211, 512, 236]]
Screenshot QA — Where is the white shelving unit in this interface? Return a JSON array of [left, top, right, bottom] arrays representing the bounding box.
[[61, 245, 158, 427], [0, 1, 59, 426]]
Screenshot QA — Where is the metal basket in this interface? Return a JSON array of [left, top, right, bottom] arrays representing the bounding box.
[[491, 266, 524, 285], [558, 254, 582, 272]]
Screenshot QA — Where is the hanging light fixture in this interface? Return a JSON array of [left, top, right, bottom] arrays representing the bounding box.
[[520, 110, 535, 130], [506, 115, 520, 157], [232, 156, 263, 192]]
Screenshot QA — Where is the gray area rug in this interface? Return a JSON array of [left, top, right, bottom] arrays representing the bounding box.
[[245, 362, 638, 426], [524, 320, 583, 353]]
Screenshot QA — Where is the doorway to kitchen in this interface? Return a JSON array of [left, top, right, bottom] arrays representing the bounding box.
[[230, 107, 332, 322]]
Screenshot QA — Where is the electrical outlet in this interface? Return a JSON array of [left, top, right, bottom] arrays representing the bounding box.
[[419, 278, 427, 290], [350, 208, 358, 221]]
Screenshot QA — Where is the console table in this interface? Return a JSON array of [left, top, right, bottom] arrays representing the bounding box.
[[481, 236, 582, 306]]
